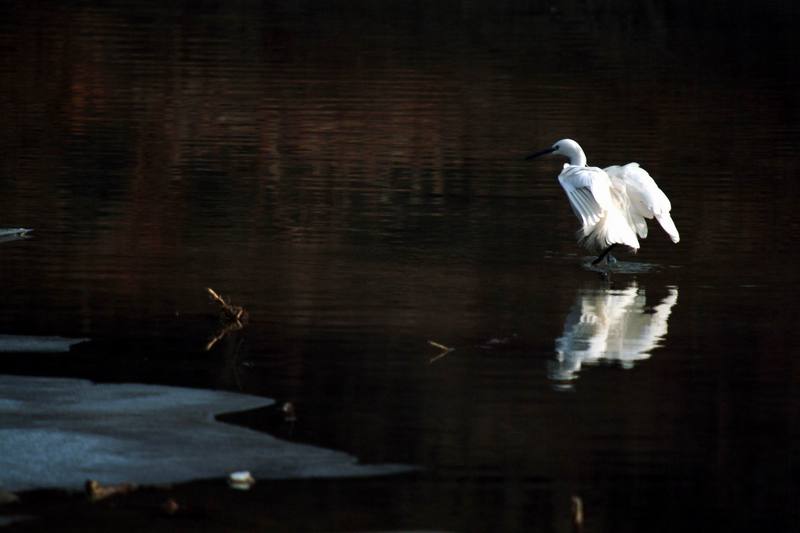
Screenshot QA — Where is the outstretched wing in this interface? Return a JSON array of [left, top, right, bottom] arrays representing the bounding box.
[[604, 163, 680, 243], [557, 164, 613, 234], [557, 164, 640, 251]]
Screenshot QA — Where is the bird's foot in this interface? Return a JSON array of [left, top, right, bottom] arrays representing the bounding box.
[[592, 245, 619, 268]]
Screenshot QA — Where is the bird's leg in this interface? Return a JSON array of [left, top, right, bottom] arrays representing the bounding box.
[[592, 244, 617, 266]]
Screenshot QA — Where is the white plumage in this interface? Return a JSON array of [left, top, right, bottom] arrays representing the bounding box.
[[527, 139, 679, 264]]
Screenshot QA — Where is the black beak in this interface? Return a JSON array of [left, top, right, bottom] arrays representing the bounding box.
[[525, 146, 557, 160]]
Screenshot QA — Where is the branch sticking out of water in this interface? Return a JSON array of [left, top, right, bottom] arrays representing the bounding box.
[[205, 321, 244, 351], [427, 340, 454, 364], [206, 288, 249, 351], [207, 288, 248, 323]]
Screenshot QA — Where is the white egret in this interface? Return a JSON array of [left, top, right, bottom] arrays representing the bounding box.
[[526, 139, 679, 265]]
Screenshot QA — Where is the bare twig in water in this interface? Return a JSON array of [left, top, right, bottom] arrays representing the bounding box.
[[427, 340, 455, 364], [206, 288, 249, 351], [205, 321, 245, 351], [207, 288, 248, 324], [85, 479, 138, 502]]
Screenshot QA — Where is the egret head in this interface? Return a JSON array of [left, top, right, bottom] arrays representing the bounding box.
[[526, 139, 586, 166]]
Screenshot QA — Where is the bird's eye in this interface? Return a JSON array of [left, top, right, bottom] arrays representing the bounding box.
[[554, 145, 559, 150]]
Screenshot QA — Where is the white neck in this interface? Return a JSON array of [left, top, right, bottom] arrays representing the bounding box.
[[561, 142, 587, 166]]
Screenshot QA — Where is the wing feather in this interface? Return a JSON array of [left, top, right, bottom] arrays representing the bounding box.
[[604, 163, 680, 243], [565, 187, 601, 230], [557, 164, 641, 251], [655, 213, 680, 243], [558, 165, 610, 231]]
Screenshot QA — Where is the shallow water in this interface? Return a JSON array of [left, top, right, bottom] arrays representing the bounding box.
[[1, 1, 800, 531]]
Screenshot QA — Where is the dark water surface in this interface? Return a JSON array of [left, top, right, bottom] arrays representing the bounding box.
[[2, 2, 800, 531]]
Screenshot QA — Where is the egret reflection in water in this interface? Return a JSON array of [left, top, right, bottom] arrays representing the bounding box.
[[550, 282, 679, 386]]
